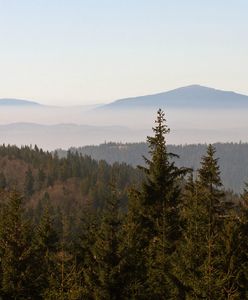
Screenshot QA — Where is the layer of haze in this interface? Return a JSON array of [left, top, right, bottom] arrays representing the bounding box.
[[0, 106, 247, 150], [1, 0, 248, 106]]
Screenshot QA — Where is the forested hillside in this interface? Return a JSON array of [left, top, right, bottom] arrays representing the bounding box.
[[0, 110, 248, 299], [60, 142, 248, 192], [0, 144, 141, 220]]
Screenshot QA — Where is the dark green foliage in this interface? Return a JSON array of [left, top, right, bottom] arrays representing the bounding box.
[[0, 111, 248, 299], [24, 167, 34, 197], [37, 168, 46, 190], [32, 206, 59, 297], [0, 143, 140, 214], [91, 187, 123, 299], [120, 188, 149, 299], [174, 174, 206, 298], [0, 172, 7, 189], [62, 141, 248, 192], [123, 109, 188, 299], [176, 145, 245, 299], [0, 192, 36, 299], [195, 145, 226, 299]]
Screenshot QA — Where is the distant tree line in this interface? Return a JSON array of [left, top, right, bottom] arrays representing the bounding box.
[[58, 141, 248, 193], [0, 110, 247, 299]]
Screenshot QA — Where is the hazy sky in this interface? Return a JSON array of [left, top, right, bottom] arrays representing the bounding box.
[[0, 0, 248, 106]]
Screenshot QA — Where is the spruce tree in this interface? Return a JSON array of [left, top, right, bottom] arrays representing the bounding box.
[[175, 145, 231, 299], [197, 145, 225, 299], [124, 109, 187, 299], [176, 145, 227, 299], [174, 173, 206, 299]]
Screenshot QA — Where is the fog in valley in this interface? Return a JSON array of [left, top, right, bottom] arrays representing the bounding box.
[[0, 105, 248, 150]]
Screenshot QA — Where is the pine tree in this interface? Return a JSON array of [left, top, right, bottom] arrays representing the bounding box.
[[196, 145, 225, 299], [175, 145, 233, 299], [177, 145, 228, 298], [198, 144, 224, 212], [124, 109, 188, 299]]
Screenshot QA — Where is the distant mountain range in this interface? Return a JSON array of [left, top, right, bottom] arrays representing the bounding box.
[[1, 85, 248, 149], [99, 85, 248, 110], [0, 98, 41, 106], [2, 85, 248, 109]]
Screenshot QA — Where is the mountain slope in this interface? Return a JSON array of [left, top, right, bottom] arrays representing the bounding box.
[[99, 85, 248, 110], [59, 142, 248, 193]]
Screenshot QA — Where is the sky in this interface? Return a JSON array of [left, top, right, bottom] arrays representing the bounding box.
[[0, 0, 248, 106]]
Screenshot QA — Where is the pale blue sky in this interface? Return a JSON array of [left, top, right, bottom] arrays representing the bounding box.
[[0, 0, 247, 105]]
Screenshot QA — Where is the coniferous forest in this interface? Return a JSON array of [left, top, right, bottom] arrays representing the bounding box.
[[0, 109, 248, 299], [60, 142, 248, 193]]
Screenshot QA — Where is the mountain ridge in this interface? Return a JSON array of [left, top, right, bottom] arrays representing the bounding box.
[[2, 85, 248, 109], [98, 85, 248, 110]]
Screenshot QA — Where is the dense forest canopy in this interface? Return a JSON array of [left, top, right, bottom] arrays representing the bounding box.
[[0, 109, 247, 299], [57, 142, 248, 192]]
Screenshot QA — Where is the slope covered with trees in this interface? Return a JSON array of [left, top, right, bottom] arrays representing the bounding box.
[[0, 109, 247, 299], [62, 142, 248, 192]]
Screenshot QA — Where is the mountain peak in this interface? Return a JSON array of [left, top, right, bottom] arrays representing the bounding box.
[[169, 84, 222, 93], [177, 84, 206, 89], [100, 85, 248, 110]]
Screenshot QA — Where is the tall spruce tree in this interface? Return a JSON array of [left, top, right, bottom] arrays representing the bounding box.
[[176, 144, 228, 299], [197, 145, 225, 299], [175, 145, 230, 299], [124, 109, 187, 299]]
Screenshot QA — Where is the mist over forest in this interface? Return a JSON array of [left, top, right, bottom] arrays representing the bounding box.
[[1, 85, 248, 150]]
